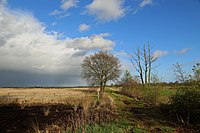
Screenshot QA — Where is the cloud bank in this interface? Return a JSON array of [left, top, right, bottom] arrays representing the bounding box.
[[0, 4, 115, 86]]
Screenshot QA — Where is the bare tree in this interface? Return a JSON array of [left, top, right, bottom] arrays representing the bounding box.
[[173, 62, 188, 83], [148, 45, 156, 84], [130, 49, 144, 84], [81, 51, 121, 93], [130, 44, 157, 85]]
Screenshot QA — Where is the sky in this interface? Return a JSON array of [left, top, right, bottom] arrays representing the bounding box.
[[0, 0, 200, 87]]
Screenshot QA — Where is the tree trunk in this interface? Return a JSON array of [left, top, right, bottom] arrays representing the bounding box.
[[148, 44, 151, 85], [143, 45, 148, 84], [100, 81, 103, 93]]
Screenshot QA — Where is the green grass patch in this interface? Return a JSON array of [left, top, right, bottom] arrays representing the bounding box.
[[159, 89, 177, 97], [106, 89, 133, 106], [67, 121, 132, 133], [159, 126, 175, 133], [132, 128, 147, 133]]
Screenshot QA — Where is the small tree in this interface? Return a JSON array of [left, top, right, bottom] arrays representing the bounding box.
[[81, 51, 121, 94], [120, 70, 133, 85], [119, 70, 138, 89], [173, 62, 188, 83], [119, 70, 139, 98]]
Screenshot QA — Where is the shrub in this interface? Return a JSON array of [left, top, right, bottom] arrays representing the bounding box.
[[143, 86, 160, 106], [119, 70, 140, 98], [120, 80, 141, 98], [170, 88, 200, 125]]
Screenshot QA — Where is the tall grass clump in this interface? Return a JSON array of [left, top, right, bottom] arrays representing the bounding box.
[[61, 94, 117, 132], [42, 106, 51, 116], [29, 119, 41, 133]]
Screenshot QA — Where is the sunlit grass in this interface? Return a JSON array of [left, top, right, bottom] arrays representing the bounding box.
[[0, 88, 96, 106]]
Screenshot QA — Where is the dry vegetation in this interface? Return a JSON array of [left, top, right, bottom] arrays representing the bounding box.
[[0, 88, 95, 106], [0, 88, 118, 132], [0, 86, 199, 132]]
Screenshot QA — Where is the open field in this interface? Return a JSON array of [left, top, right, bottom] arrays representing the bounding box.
[[0, 87, 112, 132], [0, 88, 97, 106], [0, 87, 199, 133]]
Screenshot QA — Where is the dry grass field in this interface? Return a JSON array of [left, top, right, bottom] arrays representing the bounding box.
[[0, 88, 115, 132], [0, 88, 97, 106]]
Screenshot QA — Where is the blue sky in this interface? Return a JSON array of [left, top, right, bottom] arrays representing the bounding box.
[[0, 0, 200, 86]]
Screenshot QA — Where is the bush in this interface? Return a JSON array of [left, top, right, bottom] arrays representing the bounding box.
[[119, 70, 142, 98], [143, 86, 160, 106], [120, 83, 163, 106], [120, 80, 141, 98], [170, 88, 200, 125]]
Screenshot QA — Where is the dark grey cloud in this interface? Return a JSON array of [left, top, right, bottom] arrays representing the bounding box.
[[0, 37, 6, 46], [0, 70, 85, 87]]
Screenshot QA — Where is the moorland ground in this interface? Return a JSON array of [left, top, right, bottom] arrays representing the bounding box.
[[0, 86, 199, 133]]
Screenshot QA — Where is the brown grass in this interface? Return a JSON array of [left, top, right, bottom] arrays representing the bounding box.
[[0, 88, 97, 106]]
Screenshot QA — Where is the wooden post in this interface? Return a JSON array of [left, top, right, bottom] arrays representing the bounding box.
[[97, 90, 100, 101], [97, 88, 100, 101]]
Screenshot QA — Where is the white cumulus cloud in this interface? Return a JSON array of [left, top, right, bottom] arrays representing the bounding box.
[[79, 24, 90, 32], [86, 0, 125, 22], [67, 33, 114, 51]]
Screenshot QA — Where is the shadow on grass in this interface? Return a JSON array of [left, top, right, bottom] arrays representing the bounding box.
[[110, 89, 200, 132], [128, 104, 200, 133]]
